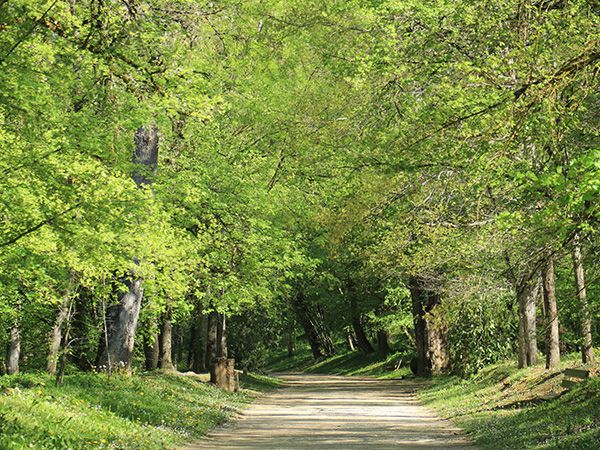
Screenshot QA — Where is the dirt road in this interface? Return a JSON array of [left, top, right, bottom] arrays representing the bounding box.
[[184, 374, 476, 449]]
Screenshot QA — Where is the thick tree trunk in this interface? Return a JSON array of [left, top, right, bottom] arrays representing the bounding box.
[[97, 126, 158, 374], [97, 279, 144, 373], [291, 292, 335, 359], [542, 255, 560, 369], [518, 275, 540, 368], [408, 276, 448, 376], [144, 330, 160, 371], [217, 313, 228, 358], [47, 295, 71, 375], [572, 236, 594, 364], [352, 316, 374, 353], [6, 324, 21, 375], [377, 330, 391, 356], [159, 308, 175, 371], [205, 311, 218, 369]]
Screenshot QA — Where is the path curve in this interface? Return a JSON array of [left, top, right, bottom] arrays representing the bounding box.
[[184, 374, 476, 449]]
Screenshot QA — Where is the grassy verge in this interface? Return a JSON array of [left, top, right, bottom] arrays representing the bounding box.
[[419, 354, 600, 450], [266, 346, 412, 379], [0, 371, 281, 449]]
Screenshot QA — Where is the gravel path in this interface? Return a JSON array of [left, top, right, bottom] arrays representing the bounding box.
[[183, 374, 477, 449]]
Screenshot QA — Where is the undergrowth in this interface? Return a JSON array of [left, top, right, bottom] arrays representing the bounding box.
[[0, 371, 280, 449]]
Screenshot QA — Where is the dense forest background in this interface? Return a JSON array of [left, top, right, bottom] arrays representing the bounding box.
[[0, 0, 598, 380]]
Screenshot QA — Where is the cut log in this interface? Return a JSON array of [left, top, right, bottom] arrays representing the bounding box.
[[210, 357, 238, 392]]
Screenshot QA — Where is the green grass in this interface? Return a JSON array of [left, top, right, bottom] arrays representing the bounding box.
[[266, 346, 412, 379], [419, 353, 600, 450], [0, 371, 281, 449]]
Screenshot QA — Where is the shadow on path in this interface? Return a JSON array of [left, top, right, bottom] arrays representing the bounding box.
[[182, 374, 477, 449]]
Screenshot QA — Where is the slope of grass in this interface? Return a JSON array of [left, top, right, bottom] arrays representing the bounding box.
[[419, 354, 600, 450], [0, 371, 281, 449], [266, 346, 412, 379]]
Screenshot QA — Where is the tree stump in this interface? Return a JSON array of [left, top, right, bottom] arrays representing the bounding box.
[[210, 357, 238, 392]]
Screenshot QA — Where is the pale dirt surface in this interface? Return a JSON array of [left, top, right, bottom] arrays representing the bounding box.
[[182, 374, 477, 450]]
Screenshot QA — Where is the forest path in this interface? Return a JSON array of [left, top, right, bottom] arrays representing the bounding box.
[[183, 374, 476, 449]]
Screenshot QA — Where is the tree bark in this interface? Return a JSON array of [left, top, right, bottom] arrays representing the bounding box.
[[352, 316, 374, 353], [377, 329, 391, 356], [6, 324, 21, 375], [517, 274, 540, 368], [291, 292, 335, 359], [572, 235, 594, 364], [55, 305, 74, 386], [350, 295, 374, 354], [205, 310, 218, 369], [408, 275, 448, 376], [97, 279, 144, 372], [159, 307, 175, 371], [191, 314, 208, 373], [542, 254, 560, 369], [188, 322, 198, 370], [217, 313, 228, 358], [47, 295, 71, 375], [347, 331, 356, 351], [144, 330, 160, 371], [97, 126, 158, 374]]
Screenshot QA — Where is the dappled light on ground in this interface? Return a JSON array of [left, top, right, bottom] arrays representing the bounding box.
[[184, 375, 476, 449]]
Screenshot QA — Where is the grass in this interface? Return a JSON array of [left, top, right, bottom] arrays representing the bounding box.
[[0, 370, 281, 449], [419, 353, 600, 450], [266, 345, 412, 378]]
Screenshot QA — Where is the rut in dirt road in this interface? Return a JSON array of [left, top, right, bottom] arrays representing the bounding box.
[[184, 374, 477, 449]]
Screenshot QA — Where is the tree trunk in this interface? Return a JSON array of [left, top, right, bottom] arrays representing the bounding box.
[[518, 275, 540, 368], [205, 311, 218, 369], [144, 330, 160, 371], [159, 307, 175, 371], [573, 236, 594, 364], [97, 279, 144, 373], [408, 275, 448, 376], [291, 292, 335, 359], [97, 126, 158, 374], [542, 254, 560, 369], [55, 305, 74, 387], [347, 331, 356, 351], [6, 324, 21, 375], [350, 295, 374, 354], [47, 295, 71, 375], [192, 314, 208, 373], [188, 322, 198, 370], [352, 316, 374, 353], [217, 313, 228, 358], [377, 329, 391, 356], [174, 325, 184, 367]]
